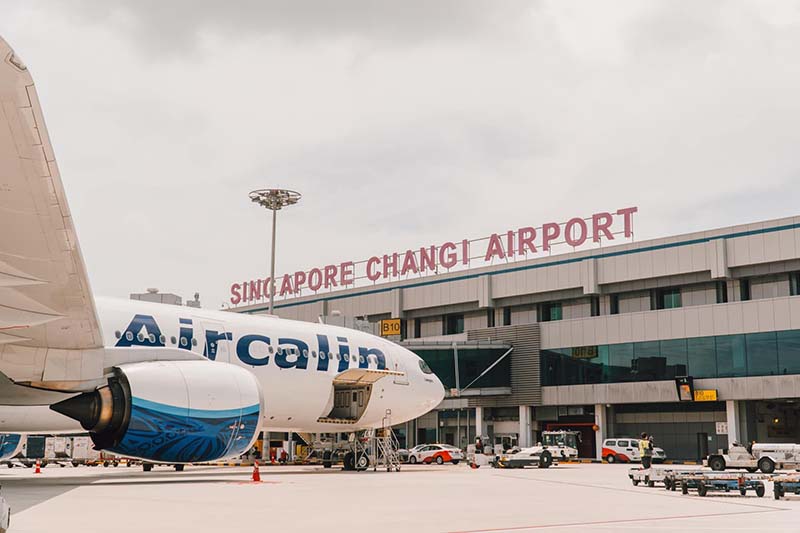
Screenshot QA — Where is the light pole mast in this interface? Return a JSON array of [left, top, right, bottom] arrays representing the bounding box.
[[248, 188, 302, 315]]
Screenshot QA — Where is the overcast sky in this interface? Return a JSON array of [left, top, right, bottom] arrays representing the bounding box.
[[3, 1, 800, 309]]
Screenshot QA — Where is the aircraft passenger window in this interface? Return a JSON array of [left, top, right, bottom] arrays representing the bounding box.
[[159, 335, 166, 344], [192, 338, 198, 346], [170, 336, 177, 345], [320, 352, 326, 359], [126, 332, 134, 341], [148, 334, 156, 343], [312, 351, 317, 358], [302, 349, 308, 358], [419, 360, 434, 374], [114, 331, 121, 339], [352, 356, 357, 362], [336, 354, 341, 360], [359, 356, 365, 364], [137, 333, 145, 342], [180, 337, 188, 347], [268, 346, 274, 353]]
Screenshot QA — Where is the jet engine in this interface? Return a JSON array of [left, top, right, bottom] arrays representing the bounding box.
[[0, 434, 24, 462], [51, 360, 262, 464]]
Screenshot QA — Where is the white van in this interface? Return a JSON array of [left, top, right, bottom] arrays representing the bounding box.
[[602, 438, 666, 463]]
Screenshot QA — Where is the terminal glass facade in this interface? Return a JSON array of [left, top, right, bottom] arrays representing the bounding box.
[[541, 329, 800, 386]]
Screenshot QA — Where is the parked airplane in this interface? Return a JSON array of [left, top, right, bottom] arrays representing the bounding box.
[[0, 36, 443, 466]]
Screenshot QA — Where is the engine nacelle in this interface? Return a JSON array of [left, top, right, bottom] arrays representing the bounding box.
[[51, 360, 262, 463], [0, 434, 24, 461]]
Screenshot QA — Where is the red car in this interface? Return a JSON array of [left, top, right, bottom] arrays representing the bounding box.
[[408, 444, 464, 465]]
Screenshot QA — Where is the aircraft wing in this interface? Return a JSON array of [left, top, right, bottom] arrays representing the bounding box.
[[0, 37, 104, 387]]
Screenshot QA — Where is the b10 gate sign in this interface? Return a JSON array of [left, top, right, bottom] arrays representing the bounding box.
[[380, 319, 402, 337]]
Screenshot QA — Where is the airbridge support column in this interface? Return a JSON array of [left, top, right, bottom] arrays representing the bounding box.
[[475, 406, 484, 439], [726, 400, 741, 446], [519, 406, 531, 448], [595, 404, 607, 461]]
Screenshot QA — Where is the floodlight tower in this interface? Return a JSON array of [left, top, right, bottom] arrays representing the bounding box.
[[248, 188, 302, 314]]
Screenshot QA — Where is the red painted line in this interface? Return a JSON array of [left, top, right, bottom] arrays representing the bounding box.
[[447, 508, 781, 533]]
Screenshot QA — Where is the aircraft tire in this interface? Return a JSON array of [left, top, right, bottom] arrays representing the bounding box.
[[343, 452, 355, 471]]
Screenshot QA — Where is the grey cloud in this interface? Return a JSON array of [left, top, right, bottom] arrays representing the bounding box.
[[48, 0, 537, 52], [3, 0, 800, 308]]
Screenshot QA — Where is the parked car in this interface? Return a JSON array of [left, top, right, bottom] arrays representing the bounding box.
[[401, 444, 426, 463], [408, 444, 464, 465], [602, 438, 666, 464]]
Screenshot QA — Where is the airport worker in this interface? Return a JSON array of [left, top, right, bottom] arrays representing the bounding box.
[[639, 433, 652, 469], [475, 437, 484, 454]]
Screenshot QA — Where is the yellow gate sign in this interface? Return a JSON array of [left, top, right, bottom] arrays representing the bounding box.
[[380, 318, 402, 337], [694, 389, 718, 402]]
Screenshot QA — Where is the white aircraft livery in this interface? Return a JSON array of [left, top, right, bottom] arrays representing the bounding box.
[[0, 36, 444, 465]]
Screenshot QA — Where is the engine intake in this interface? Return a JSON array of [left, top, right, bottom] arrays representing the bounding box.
[[51, 360, 262, 463]]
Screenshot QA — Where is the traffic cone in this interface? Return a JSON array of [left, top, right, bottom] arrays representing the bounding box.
[[251, 460, 261, 482], [34, 460, 41, 474]]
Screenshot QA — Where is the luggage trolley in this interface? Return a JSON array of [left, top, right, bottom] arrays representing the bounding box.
[[772, 473, 800, 500], [675, 472, 768, 497], [628, 467, 674, 488]]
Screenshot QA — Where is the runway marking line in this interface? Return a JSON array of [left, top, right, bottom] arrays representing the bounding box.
[[447, 508, 782, 532]]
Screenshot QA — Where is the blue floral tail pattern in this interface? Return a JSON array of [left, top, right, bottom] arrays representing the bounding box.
[[0, 434, 21, 460]]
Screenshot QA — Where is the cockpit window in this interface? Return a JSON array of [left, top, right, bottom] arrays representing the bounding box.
[[419, 360, 433, 374]]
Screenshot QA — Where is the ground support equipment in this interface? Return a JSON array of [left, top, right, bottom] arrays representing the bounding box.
[[676, 472, 768, 497], [771, 474, 800, 500], [628, 467, 675, 488]]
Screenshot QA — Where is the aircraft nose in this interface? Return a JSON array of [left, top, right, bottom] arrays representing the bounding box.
[[426, 372, 445, 410]]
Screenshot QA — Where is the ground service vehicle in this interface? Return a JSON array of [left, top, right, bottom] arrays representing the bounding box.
[[707, 442, 800, 473], [602, 438, 667, 463], [408, 444, 463, 464]]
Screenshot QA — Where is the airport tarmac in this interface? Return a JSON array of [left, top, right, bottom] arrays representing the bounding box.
[[2, 463, 800, 532]]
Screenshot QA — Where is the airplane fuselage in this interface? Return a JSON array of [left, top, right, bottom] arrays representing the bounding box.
[[92, 297, 443, 434]]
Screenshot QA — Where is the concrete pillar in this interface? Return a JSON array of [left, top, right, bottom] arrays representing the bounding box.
[[594, 404, 607, 460], [518, 405, 532, 448], [475, 406, 484, 439], [726, 400, 741, 445]]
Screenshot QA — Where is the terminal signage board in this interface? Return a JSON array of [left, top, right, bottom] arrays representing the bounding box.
[[675, 377, 694, 402], [229, 206, 639, 306], [380, 319, 402, 338], [572, 346, 598, 359], [694, 389, 718, 402]]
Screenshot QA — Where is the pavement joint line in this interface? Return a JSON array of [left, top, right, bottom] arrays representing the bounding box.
[[492, 472, 787, 512], [445, 508, 782, 533]]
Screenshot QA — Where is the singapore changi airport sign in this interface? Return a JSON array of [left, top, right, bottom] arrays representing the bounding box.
[[229, 207, 638, 306]]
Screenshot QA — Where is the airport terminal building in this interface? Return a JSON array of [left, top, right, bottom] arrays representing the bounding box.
[[231, 213, 800, 460]]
